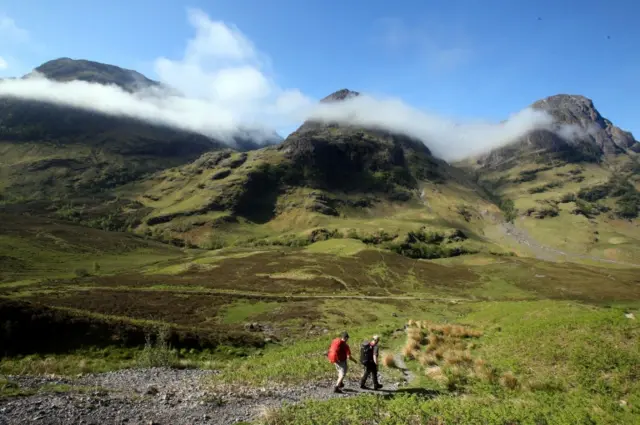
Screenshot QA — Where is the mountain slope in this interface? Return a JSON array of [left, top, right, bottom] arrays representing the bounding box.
[[126, 89, 501, 254], [461, 94, 640, 264], [0, 58, 245, 203]]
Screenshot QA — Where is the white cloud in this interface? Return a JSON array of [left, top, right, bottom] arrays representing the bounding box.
[[0, 9, 591, 159], [0, 56, 7, 70], [0, 14, 29, 43], [307, 94, 558, 160]]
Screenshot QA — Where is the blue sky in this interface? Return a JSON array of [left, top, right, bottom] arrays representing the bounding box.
[[1, 0, 638, 139]]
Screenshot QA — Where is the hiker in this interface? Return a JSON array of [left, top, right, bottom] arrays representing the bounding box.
[[327, 331, 357, 393], [359, 335, 383, 390]]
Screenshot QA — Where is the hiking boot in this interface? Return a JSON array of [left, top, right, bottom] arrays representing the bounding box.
[[333, 387, 343, 394], [374, 384, 383, 390], [360, 385, 368, 389]]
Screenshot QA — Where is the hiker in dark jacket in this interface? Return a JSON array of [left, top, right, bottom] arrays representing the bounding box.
[[360, 335, 383, 390]]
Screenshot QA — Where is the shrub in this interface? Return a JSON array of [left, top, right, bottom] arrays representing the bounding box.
[[381, 353, 397, 368], [137, 326, 179, 368], [74, 268, 91, 278], [578, 184, 611, 202], [527, 181, 563, 194], [615, 192, 640, 219], [499, 198, 517, 223], [500, 371, 519, 390], [558, 192, 576, 203]]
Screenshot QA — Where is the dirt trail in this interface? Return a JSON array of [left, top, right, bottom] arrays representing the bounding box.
[[76, 286, 471, 303], [0, 365, 411, 425]]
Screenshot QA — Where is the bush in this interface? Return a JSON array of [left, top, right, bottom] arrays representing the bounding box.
[[499, 199, 517, 223], [558, 192, 576, 203], [137, 326, 179, 368], [615, 192, 640, 219], [578, 184, 611, 202], [74, 268, 91, 278], [527, 181, 563, 194], [406, 230, 444, 244], [572, 200, 600, 218], [528, 205, 559, 219]]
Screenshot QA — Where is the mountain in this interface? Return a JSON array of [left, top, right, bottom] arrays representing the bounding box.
[[462, 94, 640, 264], [31, 58, 160, 91], [0, 58, 270, 204], [128, 89, 497, 252], [474, 94, 639, 170]]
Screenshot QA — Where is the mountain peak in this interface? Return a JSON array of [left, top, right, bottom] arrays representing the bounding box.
[[30, 58, 158, 92], [320, 89, 360, 103], [531, 93, 637, 155]]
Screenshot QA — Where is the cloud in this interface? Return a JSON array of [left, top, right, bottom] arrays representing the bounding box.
[[0, 9, 594, 159], [0, 56, 7, 70], [0, 9, 312, 144], [306, 94, 561, 160], [0, 14, 29, 43]]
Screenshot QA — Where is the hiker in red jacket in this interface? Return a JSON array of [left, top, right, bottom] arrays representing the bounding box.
[[327, 331, 357, 393]]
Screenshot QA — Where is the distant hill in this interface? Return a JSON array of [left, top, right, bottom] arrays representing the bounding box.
[[0, 58, 274, 204], [31, 58, 160, 91]]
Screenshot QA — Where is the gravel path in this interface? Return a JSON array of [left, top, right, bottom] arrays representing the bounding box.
[[0, 367, 405, 425]]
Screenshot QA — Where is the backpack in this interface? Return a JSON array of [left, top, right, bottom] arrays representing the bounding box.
[[360, 341, 373, 365], [327, 338, 342, 363]]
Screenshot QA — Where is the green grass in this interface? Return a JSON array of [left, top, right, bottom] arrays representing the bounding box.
[[0, 214, 184, 282], [304, 239, 369, 256], [254, 300, 640, 424]]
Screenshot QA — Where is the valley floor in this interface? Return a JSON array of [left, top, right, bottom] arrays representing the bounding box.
[[1, 215, 639, 425]]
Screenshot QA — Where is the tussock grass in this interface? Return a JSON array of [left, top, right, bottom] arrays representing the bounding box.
[[381, 352, 396, 368], [403, 318, 504, 392], [500, 371, 519, 390]]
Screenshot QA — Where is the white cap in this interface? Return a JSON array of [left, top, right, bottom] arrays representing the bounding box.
[[373, 335, 380, 341]]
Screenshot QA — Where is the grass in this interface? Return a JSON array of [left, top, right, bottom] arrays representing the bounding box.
[[255, 300, 640, 424], [0, 213, 184, 282], [304, 238, 369, 256]]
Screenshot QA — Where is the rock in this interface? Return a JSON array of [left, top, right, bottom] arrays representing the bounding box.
[[392, 313, 398, 317], [145, 386, 159, 396], [625, 313, 635, 320]]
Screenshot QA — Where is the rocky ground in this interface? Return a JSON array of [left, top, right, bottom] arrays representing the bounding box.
[[0, 367, 407, 425]]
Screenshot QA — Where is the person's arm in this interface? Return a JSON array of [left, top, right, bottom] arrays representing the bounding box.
[[373, 346, 379, 365]]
